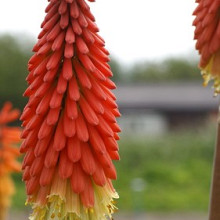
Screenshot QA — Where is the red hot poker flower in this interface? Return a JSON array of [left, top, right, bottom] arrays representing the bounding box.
[[20, 0, 121, 219], [193, 0, 220, 95], [0, 102, 21, 220]]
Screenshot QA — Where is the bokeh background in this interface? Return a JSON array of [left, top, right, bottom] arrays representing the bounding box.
[[0, 1, 217, 219]]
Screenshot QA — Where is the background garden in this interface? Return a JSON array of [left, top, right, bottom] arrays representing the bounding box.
[[0, 34, 215, 219]]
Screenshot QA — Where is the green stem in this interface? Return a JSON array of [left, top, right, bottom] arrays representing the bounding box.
[[209, 116, 220, 220]]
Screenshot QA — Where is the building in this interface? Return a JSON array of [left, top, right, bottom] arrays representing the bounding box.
[[114, 82, 219, 136]]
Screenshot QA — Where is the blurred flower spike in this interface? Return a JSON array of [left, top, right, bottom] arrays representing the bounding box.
[[20, 0, 121, 219], [0, 102, 21, 220], [193, 0, 220, 95]]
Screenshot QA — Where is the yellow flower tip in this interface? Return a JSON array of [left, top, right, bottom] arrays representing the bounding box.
[[28, 177, 119, 220], [201, 54, 220, 95]]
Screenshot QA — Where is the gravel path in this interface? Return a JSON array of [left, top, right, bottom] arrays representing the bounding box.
[[8, 212, 207, 220]]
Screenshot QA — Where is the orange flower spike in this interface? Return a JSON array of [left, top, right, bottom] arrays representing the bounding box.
[[0, 102, 21, 220], [21, 0, 120, 219], [0, 102, 21, 175], [193, 0, 220, 95]]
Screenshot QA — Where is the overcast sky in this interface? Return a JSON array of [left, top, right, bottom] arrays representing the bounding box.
[[0, 1, 198, 64]]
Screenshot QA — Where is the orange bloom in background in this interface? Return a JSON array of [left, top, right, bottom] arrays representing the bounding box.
[[20, 0, 121, 219], [193, 0, 220, 95], [0, 102, 21, 220]]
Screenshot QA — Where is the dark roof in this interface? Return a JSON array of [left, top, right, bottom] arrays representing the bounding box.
[[113, 82, 219, 112]]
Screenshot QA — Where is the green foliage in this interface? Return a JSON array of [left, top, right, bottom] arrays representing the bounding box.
[[129, 57, 201, 82], [114, 129, 214, 212], [0, 34, 32, 110], [109, 56, 201, 83], [11, 173, 27, 210], [109, 58, 121, 82], [12, 128, 214, 212]]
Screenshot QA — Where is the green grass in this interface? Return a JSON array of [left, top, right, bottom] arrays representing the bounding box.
[[11, 173, 27, 211], [114, 128, 215, 212], [11, 127, 216, 212]]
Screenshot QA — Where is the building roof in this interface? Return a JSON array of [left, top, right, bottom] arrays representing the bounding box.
[[114, 82, 219, 112]]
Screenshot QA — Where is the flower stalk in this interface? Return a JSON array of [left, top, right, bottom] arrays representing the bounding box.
[[209, 112, 220, 220]]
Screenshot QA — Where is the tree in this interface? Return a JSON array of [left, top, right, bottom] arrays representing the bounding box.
[[0, 34, 33, 109], [130, 57, 201, 82]]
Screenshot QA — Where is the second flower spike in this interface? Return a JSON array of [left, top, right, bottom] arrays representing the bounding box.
[[20, 0, 121, 219], [193, 0, 220, 95]]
